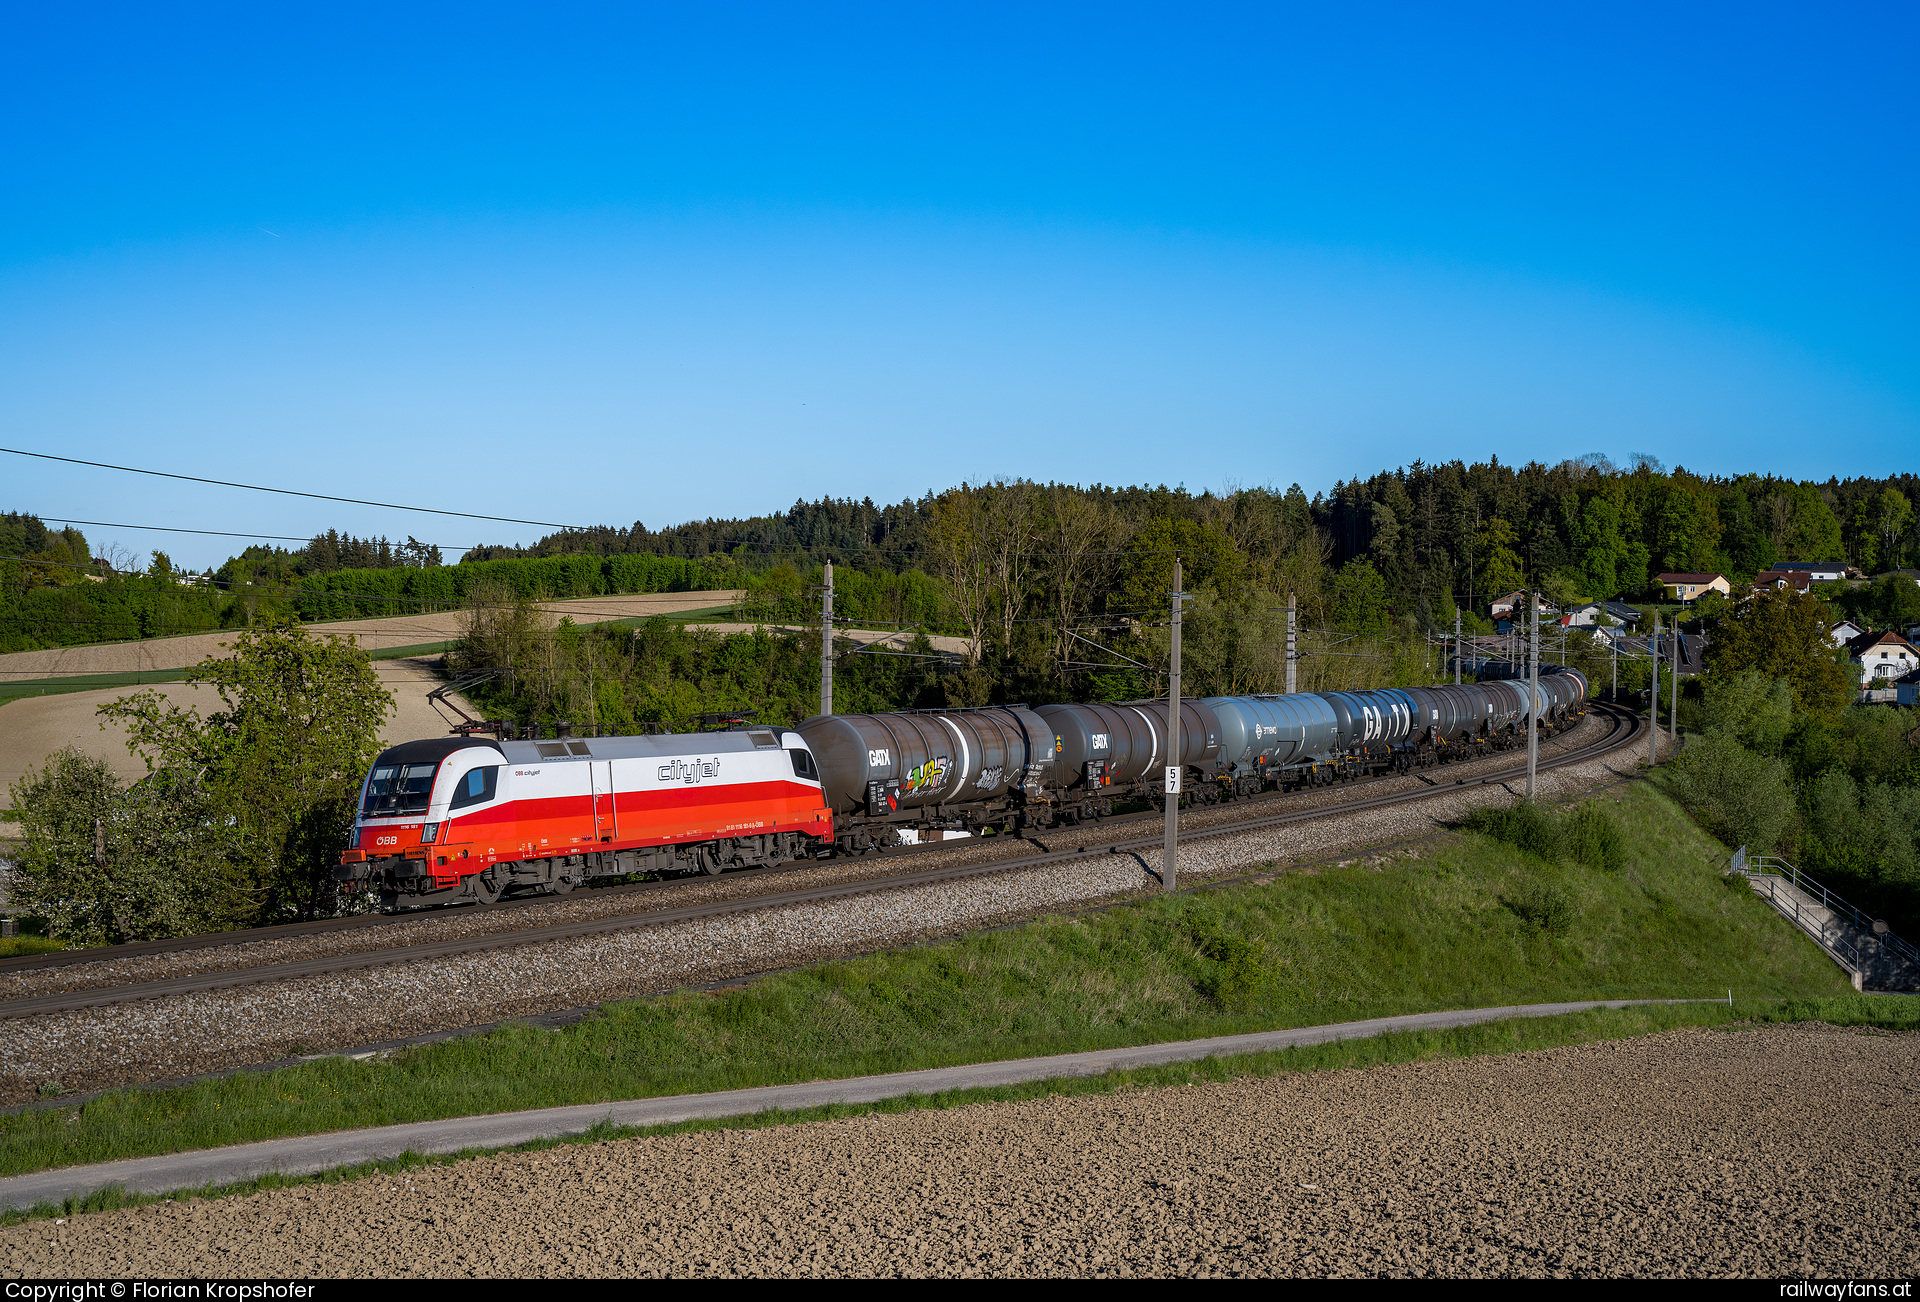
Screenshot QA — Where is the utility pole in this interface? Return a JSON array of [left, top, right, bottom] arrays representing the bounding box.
[[1611, 630, 1617, 702], [1648, 611, 1660, 768], [1670, 623, 1680, 742], [1285, 588, 1298, 694], [1526, 590, 1539, 801], [1163, 559, 1184, 893], [1453, 606, 1461, 684], [819, 559, 834, 718]]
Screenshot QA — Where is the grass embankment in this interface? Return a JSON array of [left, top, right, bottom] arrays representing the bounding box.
[[0, 779, 1874, 1188]]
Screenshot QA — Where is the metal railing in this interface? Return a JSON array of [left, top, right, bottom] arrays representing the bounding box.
[[1727, 847, 1920, 974]]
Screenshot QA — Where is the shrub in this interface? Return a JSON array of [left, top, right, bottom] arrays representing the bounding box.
[[1563, 802, 1626, 871], [1462, 802, 1563, 861], [1665, 732, 1795, 853], [6, 749, 251, 945], [1502, 879, 1576, 937], [1187, 915, 1273, 1009]]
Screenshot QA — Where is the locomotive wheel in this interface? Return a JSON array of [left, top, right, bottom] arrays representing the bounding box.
[[547, 874, 576, 897], [469, 872, 502, 905], [702, 845, 725, 875]]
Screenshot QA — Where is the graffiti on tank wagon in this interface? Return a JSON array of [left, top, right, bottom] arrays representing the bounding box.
[[973, 765, 1003, 792], [904, 755, 950, 794]]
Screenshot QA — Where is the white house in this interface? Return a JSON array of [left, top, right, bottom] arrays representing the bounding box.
[[1845, 629, 1920, 688], [1561, 600, 1642, 629], [1828, 619, 1867, 648], [1776, 561, 1854, 582], [1489, 590, 1554, 620]]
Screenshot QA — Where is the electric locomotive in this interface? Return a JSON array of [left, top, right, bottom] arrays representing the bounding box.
[[335, 724, 834, 907]]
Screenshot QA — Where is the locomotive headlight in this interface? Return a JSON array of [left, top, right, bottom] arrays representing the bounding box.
[[421, 822, 440, 844]]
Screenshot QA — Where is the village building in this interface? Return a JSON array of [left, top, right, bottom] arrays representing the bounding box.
[[1487, 589, 1555, 621], [1753, 569, 1814, 595], [1559, 600, 1642, 630], [1773, 561, 1857, 582], [1655, 572, 1731, 602], [1845, 629, 1920, 690], [1827, 618, 1867, 648]]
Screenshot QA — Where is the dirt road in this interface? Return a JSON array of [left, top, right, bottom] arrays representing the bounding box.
[[4, 1021, 1910, 1277]]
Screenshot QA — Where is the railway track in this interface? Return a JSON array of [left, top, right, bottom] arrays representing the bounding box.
[[0, 704, 1646, 1022]]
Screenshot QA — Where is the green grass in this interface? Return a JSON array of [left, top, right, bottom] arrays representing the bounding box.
[[0, 935, 64, 960], [0, 668, 195, 706], [0, 780, 1865, 1183]]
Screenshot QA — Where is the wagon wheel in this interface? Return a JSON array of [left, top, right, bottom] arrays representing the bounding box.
[[702, 845, 726, 875]]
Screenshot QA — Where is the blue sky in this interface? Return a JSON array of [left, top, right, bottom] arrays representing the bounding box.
[[2, 2, 1915, 568]]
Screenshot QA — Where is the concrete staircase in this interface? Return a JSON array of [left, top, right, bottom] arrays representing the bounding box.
[[1729, 850, 1920, 992]]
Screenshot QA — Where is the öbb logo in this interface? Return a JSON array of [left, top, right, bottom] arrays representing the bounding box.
[[659, 757, 722, 785]]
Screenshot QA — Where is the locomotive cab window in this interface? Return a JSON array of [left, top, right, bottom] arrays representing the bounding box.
[[789, 749, 819, 780], [448, 766, 500, 810], [363, 762, 439, 817]]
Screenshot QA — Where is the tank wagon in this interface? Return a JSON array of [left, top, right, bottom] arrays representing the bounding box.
[[339, 666, 1588, 904]]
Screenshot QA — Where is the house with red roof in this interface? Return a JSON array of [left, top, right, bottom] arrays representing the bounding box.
[[1846, 629, 1920, 690]]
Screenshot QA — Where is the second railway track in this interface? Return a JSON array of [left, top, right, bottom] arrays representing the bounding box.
[[0, 704, 1647, 1021]]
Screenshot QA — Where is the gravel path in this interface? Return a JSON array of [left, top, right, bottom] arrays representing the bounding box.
[[6, 1022, 1911, 1277], [0, 711, 1614, 1001], [0, 733, 1659, 1104]]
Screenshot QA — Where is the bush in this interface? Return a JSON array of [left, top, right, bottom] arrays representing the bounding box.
[[1563, 802, 1626, 871], [1502, 879, 1576, 937], [5, 749, 251, 945], [1462, 802, 1563, 861], [1187, 915, 1274, 1009], [1664, 732, 1795, 854]]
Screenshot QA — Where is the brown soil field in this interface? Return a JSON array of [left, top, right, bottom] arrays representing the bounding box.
[[0, 659, 474, 799], [0, 591, 738, 801], [3, 1021, 1910, 1278], [0, 590, 740, 678]]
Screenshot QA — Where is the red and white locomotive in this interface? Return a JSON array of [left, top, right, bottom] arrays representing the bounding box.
[[336, 724, 834, 907]]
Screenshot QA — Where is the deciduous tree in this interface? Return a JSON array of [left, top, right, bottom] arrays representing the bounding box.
[[99, 624, 393, 920], [1703, 589, 1853, 715]]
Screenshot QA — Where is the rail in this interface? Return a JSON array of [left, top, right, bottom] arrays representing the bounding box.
[[1726, 847, 1920, 973]]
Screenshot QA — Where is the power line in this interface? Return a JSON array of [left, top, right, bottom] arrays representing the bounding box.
[[2, 447, 595, 532], [35, 518, 478, 554]]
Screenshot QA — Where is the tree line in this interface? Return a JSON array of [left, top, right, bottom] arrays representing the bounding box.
[[7, 459, 1915, 655]]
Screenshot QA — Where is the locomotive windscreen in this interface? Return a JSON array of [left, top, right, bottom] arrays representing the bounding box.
[[363, 762, 438, 817]]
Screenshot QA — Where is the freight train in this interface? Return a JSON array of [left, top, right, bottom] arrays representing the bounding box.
[[336, 668, 1588, 908]]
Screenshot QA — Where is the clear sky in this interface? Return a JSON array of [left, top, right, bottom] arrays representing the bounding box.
[[2, 2, 1915, 568]]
